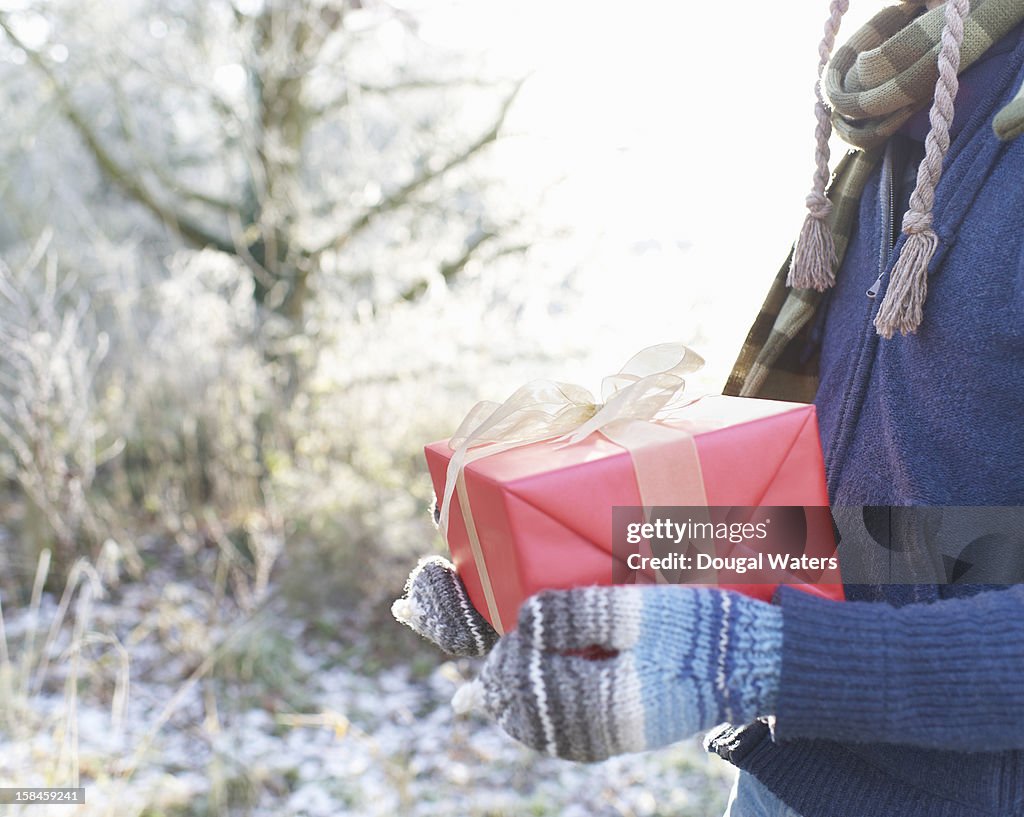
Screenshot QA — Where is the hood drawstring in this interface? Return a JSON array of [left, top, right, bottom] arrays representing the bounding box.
[[787, 0, 850, 293], [790, 0, 969, 338], [874, 0, 968, 338]]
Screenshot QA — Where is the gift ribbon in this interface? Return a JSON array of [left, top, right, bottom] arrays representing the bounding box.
[[438, 342, 713, 633]]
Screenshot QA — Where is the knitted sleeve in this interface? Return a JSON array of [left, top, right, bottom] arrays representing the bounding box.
[[774, 584, 1024, 751]]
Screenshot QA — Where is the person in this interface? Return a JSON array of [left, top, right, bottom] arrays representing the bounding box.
[[392, 1, 1024, 814]]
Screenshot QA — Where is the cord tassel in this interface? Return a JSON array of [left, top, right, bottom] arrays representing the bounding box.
[[789, 195, 837, 291], [873, 224, 936, 338], [788, 0, 849, 291], [874, 0, 968, 338]]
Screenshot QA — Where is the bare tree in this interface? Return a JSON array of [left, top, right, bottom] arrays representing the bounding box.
[[0, 0, 525, 337], [0, 0, 548, 582]]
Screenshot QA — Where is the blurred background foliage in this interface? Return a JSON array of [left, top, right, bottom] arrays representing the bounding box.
[[0, 1, 740, 814], [0, 0, 559, 608], [0, 0, 883, 812]]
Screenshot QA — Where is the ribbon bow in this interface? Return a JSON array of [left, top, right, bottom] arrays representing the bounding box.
[[437, 342, 707, 631]]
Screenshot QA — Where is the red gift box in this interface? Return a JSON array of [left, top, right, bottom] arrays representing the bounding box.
[[427, 389, 844, 634]]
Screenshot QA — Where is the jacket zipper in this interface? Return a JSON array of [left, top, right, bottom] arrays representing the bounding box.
[[823, 32, 1024, 505], [867, 144, 897, 298], [824, 142, 897, 493]]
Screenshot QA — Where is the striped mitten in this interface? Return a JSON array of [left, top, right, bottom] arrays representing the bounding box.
[[459, 585, 781, 761], [392, 555, 499, 657]]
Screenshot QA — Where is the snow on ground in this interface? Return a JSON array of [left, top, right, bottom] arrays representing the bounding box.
[[0, 573, 736, 817]]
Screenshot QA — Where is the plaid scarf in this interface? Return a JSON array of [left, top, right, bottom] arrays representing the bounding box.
[[829, 0, 1024, 148], [725, 0, 1024, 402]]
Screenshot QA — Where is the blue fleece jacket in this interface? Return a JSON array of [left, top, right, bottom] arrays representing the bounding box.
[[707, 23, 1024, 817]]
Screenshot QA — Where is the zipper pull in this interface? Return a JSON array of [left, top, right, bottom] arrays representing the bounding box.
[[866, 273, 884, 299]]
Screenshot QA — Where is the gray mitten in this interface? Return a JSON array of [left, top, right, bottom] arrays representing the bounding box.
[[392, 555, 499, 656], [455, 585, 782, 761]]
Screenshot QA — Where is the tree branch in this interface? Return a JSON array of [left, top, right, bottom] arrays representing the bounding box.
[[311, 76, 505, 118], [397, 232, 532, 304], [109, 81, 239, 214], [311, 75, 527, 257], [0, 14, 235, 255], [398, 228, 496, 301]]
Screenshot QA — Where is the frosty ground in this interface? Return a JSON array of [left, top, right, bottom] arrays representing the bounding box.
[[0, 563, 735, 817]]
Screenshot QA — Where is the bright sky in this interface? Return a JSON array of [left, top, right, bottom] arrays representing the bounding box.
[[414, 0, 888, 390]]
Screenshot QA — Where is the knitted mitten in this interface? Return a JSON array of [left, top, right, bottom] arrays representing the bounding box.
[[392, 555, 499, 657], [458, 585, 781, 761]]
